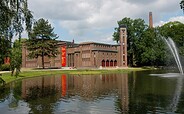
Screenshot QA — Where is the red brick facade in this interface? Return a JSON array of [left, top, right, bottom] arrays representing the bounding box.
[[22, 26, 127, 68]]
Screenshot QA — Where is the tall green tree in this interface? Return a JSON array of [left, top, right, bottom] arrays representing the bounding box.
[[113, 17, 147, 66], [26, 18, 58, 69], [10, 39, 27, 76], [0, 0, 33, 66], [136, 28, 167, 66]]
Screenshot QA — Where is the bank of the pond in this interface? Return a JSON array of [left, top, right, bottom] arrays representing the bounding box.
[[0, 67, 152, 84]]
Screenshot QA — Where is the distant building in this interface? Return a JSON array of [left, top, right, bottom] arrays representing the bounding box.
[[22, 26, 127, 68]]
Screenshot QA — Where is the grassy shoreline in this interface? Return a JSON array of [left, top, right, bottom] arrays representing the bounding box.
[[0, 67, 152, 84]]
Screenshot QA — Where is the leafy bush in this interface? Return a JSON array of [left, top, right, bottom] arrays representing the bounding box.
[[1, 64, 10, 71]]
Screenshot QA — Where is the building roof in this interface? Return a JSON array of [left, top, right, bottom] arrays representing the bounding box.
[[91, 49, 118, 53], [119, 24, 127, 28], [79, 41, 118, 46], [57, 40, 119, 47]]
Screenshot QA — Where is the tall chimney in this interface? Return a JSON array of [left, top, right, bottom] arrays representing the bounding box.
[[149, 12, 153, 28]]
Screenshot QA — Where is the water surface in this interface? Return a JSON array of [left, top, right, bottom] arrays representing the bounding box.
[[0, 70, 184, 114]]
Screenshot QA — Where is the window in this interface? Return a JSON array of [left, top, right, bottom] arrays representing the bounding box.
[[106, 60, 109, 67], [114, 60, 117, 66], [110, 60, 113, 67], [102, 60, 105, 67]]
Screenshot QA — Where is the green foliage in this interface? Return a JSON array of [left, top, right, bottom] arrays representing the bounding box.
[[135, 28, 167, 66], [0, 64, 10, 71], [26, 18, 59, 69], [158, 21, 184, 56], [0, 36, 11, 65], [0, 0, 33, 71], [0, 0, 33, 35], [0, 0, 33, 40], [10, 39, 22, 76]]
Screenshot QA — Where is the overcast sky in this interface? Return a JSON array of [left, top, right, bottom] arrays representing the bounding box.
[[26, 0, 184, 44]]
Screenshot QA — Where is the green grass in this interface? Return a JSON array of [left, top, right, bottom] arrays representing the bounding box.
[[0, 67, 150, 84]]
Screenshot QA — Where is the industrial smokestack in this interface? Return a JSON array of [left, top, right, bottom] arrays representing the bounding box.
[[149, 12, 153, 28]]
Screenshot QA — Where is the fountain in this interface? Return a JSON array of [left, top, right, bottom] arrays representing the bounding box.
[[163, 37, 183, 112], [164, 37, 183, 74], [150, 37, 184, 112]]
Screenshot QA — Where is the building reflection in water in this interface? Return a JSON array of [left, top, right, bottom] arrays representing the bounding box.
[[21, 73, 129, 113]]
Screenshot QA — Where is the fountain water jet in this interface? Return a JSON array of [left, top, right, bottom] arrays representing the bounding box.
[[150, 37, 183, 112], [164, 37, 183, 74], [164, 38, 184, 112]]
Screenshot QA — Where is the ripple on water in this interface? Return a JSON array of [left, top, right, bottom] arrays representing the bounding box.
[[149, 73, 183, 78]]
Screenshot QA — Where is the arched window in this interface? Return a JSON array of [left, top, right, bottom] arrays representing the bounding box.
[[102, 60, 105, 67], [106, 60, 109, 67], [114, 60, 117, 66], [110, 60, 113, 67]]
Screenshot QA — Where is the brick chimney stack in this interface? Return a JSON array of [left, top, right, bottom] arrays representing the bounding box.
[[149, 12, 153, 28]]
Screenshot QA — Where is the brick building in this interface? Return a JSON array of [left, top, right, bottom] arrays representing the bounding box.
[[22, 26, 127, 68]]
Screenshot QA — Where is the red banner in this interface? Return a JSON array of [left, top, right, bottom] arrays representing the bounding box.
[[61, 46, 66, 67], [4, 57, 10, 64]]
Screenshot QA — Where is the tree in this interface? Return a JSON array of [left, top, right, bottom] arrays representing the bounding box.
[[158, 21, 184, 56], [181, 0, 184, 12], [0, 0, 33, 67], [26, 18, 59, 69], [113, 17, 147, 66], [10, 39, 26, 76], [0, 36, 10, 65], [156, 21, 184, 67], [0, 0, 33, 35], [136, 28, 167, 66]]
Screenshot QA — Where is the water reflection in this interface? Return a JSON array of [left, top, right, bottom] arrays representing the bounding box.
[[20, 74, 129, 114], [0, 77, 5, 86], [0, 71, 184, 114], [128, 71, 184, 113]]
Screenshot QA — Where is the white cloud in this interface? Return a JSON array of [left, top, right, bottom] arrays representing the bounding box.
[[28, 0, 183, 43], [155, 16, 184, 26], [170, 16, 184, 23], [100, 36, 115, 44]]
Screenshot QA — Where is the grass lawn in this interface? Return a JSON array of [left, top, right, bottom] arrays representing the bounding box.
[[0, 67, 151, 84]]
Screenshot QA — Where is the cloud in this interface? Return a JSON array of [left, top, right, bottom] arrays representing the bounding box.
[[155, 16, 184, 26], [170, 16, 184, 23], [125, 0, 156, 4], [12, 18, 55, 42], [28, 0, 100, 21], [28, 0, 182, 43]]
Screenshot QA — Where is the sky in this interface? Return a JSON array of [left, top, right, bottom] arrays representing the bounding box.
[[24, 0, 184, 44]]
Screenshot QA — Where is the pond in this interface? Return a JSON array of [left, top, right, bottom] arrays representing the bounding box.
[[0, 70, 184, 114]]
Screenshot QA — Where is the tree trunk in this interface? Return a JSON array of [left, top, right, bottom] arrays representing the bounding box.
[[42, 52, 45, 69]]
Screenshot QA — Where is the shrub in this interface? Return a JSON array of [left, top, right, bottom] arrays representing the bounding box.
[[1, 64, 10, 71]]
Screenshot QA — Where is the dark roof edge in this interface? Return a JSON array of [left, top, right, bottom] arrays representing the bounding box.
[[92, 49, 118, 53], [79, 42, 119, 46]]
